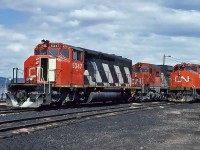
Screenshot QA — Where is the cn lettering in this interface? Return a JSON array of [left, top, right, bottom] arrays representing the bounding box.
[[175, 76, 190, 82]]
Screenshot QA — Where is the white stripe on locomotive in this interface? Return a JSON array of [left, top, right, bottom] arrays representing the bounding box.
[[91, 62, 103, 84], [114, 65, 124, 86], [102, 63, 114, 85]]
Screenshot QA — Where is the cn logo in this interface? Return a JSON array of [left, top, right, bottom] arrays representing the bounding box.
[[175, 76, 190, 82]]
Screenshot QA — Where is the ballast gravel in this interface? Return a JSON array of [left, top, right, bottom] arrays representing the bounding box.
[[1, 102, 200, 150]]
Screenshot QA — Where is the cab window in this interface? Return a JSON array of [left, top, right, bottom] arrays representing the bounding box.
[[141, 67, 148, 72], [49, 49, 58, 55], [73, 50, 82, 61], [35, 50, 40, 55], [150, 68, 152, 74], [133, 68, 140, 73], [185, 66, 197, 72], [41, 49, 47, 55], [60, 49, 69, 58], [174, 66, 179, 72]]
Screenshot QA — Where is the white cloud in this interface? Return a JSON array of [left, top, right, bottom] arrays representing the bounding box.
[[0, 25, 27, 41], [1, 0, 200, 77], [0, 0, 86, 13], [69, 5, 126, 21]]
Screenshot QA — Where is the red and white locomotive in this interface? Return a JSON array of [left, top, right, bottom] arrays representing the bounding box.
[[169, 63, 200, 102], [6, 40, 132, 107], [131, 63, 173, 101]]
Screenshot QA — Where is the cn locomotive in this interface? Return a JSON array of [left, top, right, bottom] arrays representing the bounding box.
[[169, 63, 200, 102], [6, 40, 132, 107], [131, 62, 173, 101]]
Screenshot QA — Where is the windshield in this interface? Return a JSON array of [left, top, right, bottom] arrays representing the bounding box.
[[141, 67, 148, 72], [41, 49, 47, 55], [60, 49, 69, 58], [174, 66, 179, 72], [174, 65, 197, 72], [132, 68, 140, 73], [49, 49, 58, 56], [184, 66, 197, 72], [35, 50, 40, 55]]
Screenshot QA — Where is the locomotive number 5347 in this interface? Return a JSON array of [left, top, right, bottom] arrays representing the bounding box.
[[72, 62, 82, 70]]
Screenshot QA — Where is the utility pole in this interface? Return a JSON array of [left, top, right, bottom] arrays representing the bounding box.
[[163, 54, 171, 65]]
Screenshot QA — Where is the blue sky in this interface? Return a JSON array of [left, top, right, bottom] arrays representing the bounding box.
[[1, 0, 200, 77], [0, 9, 29, 26]]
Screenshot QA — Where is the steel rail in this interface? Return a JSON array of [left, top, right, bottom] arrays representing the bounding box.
[[0, 102, 178, 138]]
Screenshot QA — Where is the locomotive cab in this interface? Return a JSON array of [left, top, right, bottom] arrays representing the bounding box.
[[24, 40, 84, 85], [169, 63, 200, 102]]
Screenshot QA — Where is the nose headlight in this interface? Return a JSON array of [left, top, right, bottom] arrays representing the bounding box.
[[26, 77, 33, 82]]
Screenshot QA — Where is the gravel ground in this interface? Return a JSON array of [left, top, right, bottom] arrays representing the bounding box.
[[1, 102, 200, 150]]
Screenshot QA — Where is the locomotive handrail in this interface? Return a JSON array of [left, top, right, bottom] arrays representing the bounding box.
[[36, 67, 46, 94], [40, 67, 45, 82], [12, 68, 24, 83], [48, 78, 51, 94], [191, 79, 196, 97]]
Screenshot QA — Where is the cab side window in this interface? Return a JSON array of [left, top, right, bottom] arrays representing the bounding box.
[[73, 50, 82, 61], [150, 68, 152, 74]]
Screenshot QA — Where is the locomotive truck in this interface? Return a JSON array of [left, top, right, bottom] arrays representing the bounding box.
[[6, 40, 132, 107]]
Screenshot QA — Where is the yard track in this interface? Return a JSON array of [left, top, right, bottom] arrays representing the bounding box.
[[0, 108, 35, 115], [0, 102, 179, 139]]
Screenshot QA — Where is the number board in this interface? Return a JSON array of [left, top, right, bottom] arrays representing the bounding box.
[[51, 44, 60, 48]]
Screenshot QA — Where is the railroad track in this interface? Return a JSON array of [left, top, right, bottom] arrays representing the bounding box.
[[0, 102, 128, 115], [0, 102, 179, 139], [0, 103, 130, 115], [0, 108, 35, 115]]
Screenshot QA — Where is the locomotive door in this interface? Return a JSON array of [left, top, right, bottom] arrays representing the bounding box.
[[72, 50, 84, 85], [40, 57, 56, 82], [48, 58, 56, 82]]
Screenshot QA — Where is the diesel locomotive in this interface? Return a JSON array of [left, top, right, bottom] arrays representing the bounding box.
[[131, 63, 173, 101], [169, 63, 200, 102], [6, 40, 132, 107]]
